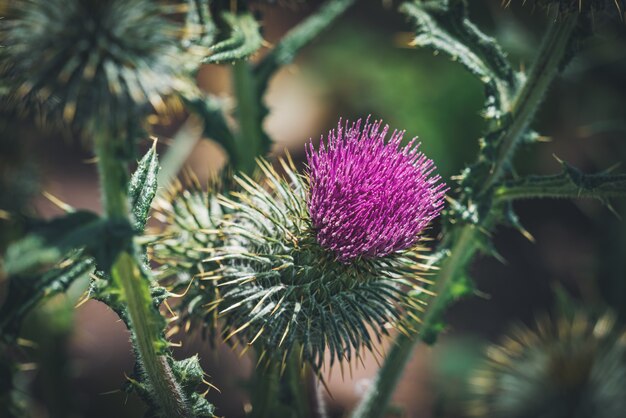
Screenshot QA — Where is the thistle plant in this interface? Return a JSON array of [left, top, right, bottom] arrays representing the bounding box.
[[2, 0, 626, 417], [153, 119, 445, 375]]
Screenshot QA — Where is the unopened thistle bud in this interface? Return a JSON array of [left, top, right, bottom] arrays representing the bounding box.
[[152, 118, 446, 371], [0, 0, 193, 131], [470, 311, 626, 418]]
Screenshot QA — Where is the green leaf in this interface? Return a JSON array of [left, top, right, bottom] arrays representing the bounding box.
[[204, 11, 264, 64], [400, 0, 516, 120], [421, 0, 517, 87], [129, 143, 160, 232], [3, 211, 133, 275], [0, 256, 94, 342], [494, 162, 626, 203]]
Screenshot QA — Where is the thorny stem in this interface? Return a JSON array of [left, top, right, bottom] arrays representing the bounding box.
[[351, 12, 580, 418], [95, 133, 192, 418], [482, 12, 580, 191]]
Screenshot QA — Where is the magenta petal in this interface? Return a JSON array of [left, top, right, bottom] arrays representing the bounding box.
[[306, 117, 447, 262]]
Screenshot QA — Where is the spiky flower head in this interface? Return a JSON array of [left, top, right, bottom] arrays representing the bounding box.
[[509, 0, 625, 19], [0, 0, 194, 131], [150, 118, 446, 371], [307, 119, 446, 262], [470, 311, 626, 418]]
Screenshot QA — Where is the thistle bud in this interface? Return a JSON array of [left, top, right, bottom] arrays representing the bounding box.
[[470, 311, 626, 418], [0, 0, 194, 131]]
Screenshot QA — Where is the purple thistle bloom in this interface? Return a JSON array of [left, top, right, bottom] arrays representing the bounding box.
[[306, 118, 447, 262]]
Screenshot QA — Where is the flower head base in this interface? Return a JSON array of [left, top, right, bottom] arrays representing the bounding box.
[[307, 118, 446, 262]]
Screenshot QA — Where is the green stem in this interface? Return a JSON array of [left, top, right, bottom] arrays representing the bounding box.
[[254, 0, 356, 87], [351, 12, 580, 418], [95, 134, 192, 418], [482, 13, 579, 191], [250, 351, 311, 418], [232, 60, 266, 175]]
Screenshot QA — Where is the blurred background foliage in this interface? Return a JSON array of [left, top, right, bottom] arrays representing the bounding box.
[[1, 0, 626, 417]]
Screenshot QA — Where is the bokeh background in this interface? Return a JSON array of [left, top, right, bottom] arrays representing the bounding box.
[[2, 1, 626, 417]]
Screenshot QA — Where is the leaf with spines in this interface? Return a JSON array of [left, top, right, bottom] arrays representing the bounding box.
[[421, 0, 517, 86], [90, 253, 216, 418], [129, 143, 160, 232], [493, 161, 626, 204], [400, 0, 518, 121], [204, 11, 264, 64], [502, 202, 535, 242], [0, 256, 94, 342], [124, 354, 216, 418], [3, 211, 133, 274]]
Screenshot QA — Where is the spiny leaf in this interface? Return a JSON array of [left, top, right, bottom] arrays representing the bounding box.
[[110, 252, 168, 354], [0, 256, 94, 342], [474, 229, 506, 264], [121, 348, 216, 417], [400, 0, 516, 120], [422, 0, 517, 87], [204, 11, 264, 64], [3, 211, 132, 274], [494, 162, 626, 203], [129, 143, 160, 232], [502, 202, 535, 242], [90, 254, 216, 417]]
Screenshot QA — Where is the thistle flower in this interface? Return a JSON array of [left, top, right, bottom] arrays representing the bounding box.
[[470, 311, 626, 418], [307, 119, 446, 262], [0, 0, 193, 131], [151, 118, 446, 371]]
